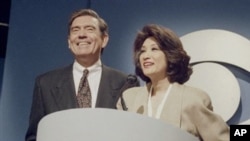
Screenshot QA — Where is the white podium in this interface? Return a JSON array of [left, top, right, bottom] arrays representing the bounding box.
[[37, 108, 199, 141]]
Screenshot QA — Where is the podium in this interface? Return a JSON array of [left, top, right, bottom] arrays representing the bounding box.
[[37, 108, 199, 141]]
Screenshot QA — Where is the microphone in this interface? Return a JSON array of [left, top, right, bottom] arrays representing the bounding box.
[[120, 74, 139, 111]]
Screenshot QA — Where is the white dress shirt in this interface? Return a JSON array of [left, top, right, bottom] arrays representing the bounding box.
[[73, 59, 102, 108]]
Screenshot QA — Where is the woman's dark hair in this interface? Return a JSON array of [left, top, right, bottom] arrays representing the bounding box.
[[134, 24, 192, 84]]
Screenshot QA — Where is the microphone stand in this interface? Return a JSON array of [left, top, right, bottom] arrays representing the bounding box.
[[120, 74, 139, 111]]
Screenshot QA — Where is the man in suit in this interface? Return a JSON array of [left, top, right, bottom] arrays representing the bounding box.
[[25, 9, 139, 141]]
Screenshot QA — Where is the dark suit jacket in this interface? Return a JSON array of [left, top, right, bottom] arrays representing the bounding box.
[[25, 64, 139, 141]]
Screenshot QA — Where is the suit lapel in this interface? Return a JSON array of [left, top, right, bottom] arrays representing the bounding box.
[[95, 65, 119, 108], [51, 65, 77, 110], [138, 86, 149, 115], [160, 83, 182, 127]]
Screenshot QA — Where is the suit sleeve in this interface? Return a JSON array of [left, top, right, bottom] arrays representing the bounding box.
[[25, 77, 45, 141]]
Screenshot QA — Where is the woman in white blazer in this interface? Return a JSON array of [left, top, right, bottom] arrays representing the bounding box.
[[117, 24, 229, 141]]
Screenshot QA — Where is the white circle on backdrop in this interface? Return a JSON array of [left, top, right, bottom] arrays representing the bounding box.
[[185, 62, 240, 121], [180, 29, 250, 72]]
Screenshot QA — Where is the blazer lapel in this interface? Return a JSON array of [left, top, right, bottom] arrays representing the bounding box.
[[137, 86, 149, 115], [160, 83, 182, 127], [126, 86, 149, 115]]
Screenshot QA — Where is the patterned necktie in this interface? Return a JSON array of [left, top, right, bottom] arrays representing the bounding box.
[[76, 69, 92, 108]]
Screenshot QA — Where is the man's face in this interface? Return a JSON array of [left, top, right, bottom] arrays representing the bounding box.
[[68, 15, 108, 59]]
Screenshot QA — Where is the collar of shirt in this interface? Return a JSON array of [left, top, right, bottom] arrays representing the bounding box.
[[73, 59, 102, 107]]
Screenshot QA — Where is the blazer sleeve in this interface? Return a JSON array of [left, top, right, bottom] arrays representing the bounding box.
[[183, 88, 230, 141], [116, 98, 123, 110]]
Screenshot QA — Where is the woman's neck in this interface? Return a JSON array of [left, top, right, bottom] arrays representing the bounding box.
[[151, 77, 170, 96]]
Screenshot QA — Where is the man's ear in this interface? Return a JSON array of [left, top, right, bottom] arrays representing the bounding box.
[[67, 38, 71, 49], [101, 34, 109, 48]]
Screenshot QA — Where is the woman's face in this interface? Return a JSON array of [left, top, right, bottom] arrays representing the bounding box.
[[139, 37, 167, 80]]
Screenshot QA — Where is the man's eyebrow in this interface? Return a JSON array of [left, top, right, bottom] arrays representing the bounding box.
[[84, 25, 96, 29], [70, 26, 80, 30], [70, 25, 96, 29]]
